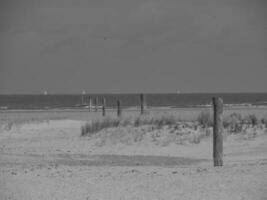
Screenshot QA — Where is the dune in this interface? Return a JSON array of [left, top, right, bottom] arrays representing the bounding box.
[[0, 108, 267, 200]]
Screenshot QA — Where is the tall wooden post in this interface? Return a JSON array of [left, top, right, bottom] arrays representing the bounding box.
[[212, 97, 223, 166], [88, 97, 92, 112], [117, 100, 121, 117], [94, 97, 98, 112], [102, 98, 106, 116], [140, 93, 145, 114]]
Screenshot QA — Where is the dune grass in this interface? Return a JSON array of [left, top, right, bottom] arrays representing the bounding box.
[[81, 114, 180, 136], [80, 114, 209, 146], [81, 111, 267, 137], [197, 110, 213, 128], [80, 111, 267, 146], [81, 117, 122, 136]]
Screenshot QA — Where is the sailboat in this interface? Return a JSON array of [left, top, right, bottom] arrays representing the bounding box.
[[44, 90, 48, 95]]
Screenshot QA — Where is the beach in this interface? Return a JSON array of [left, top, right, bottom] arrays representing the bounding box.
[[1, 107, 267, 200], [2, 0, 267, 198]]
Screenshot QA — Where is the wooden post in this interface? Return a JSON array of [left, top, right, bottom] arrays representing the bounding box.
[[88, 97, 92, 112], [102, 98, 106, 116], [94, 97, 98, 112], [140, 93, 145, 114], [117, 100, 121, 117], [212, 97, 223, 167]]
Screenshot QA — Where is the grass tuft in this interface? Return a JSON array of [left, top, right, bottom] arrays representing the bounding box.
[[197, 110, 213, 128], [81, 112, 267, 146], [81, 117, 121, 136], [223, 113, 243, 133], [81, 115, 179, 136]]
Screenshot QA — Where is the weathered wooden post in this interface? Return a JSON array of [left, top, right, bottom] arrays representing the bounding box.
[[102, 98, 106, 116], [88, 97, 92, 112], [94, 97, 98, 112], [212, 97, 223, 166], [140, 93, 145, 115], [117, 100, 121, 117]]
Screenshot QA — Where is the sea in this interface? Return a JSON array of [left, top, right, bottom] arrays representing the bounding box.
[[0, 93, 267, 110]]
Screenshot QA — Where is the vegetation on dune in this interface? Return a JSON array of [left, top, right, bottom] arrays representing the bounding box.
[[196, 111, 267, 133], [81, 111, 267, 146], [81, 115, 180, 136], [197, 110, 213, 128], [133, 115, 177, 128], [81, 117, 122, 136]]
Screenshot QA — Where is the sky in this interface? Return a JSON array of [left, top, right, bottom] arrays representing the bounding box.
[[0, 0, 266, 94]]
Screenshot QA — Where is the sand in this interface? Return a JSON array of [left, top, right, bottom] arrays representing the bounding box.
[[0, 108, 267, 200]]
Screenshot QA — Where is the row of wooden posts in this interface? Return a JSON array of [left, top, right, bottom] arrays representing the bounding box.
[[87, 93, 146, 117], [85, 94, 224, 167]]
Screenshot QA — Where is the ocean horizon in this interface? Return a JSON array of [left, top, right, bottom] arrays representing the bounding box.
[[1, 93, 267, 110]]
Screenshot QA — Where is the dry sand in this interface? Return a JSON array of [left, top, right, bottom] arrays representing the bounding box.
[[0, 108, 267, 200]]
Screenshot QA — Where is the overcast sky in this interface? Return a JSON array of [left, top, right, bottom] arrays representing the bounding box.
[[0, 0, 266, 94]]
